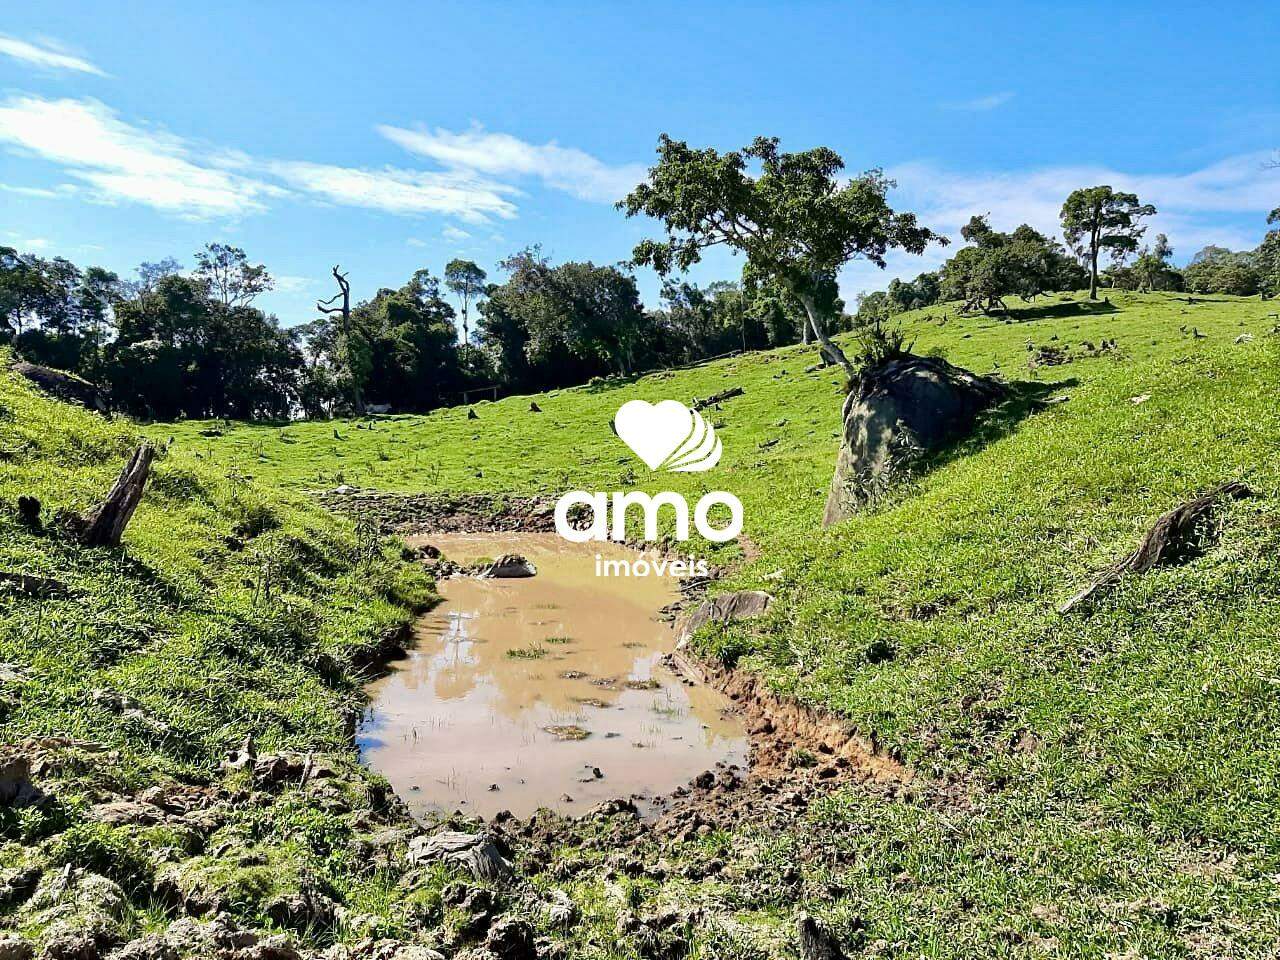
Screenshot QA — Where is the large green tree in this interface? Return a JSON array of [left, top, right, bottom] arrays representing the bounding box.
[[620, 135, 943, 378], [1060, 186, 1156, 299], [941, 216, 1083, 313]]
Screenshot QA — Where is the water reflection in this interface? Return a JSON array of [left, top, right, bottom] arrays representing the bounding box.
[[359, 533, 747, 818]]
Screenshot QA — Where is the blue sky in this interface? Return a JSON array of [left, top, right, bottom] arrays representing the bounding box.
[[2, 1, 1277, 327]]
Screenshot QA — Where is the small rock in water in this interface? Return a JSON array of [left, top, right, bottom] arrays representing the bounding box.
[[476, 554, 537, 579]]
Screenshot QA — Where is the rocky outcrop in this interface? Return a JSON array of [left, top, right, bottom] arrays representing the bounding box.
[[823, 353, 1009, 525], [10, 362, 109, 413], [674, 591, 772, 647]]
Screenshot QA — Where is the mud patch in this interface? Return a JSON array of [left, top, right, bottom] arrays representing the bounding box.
[[358, 533, 748, 818]]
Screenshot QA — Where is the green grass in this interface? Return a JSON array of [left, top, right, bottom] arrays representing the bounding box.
[[157, 290, 1280, 953], [0, 350, 437, 944]]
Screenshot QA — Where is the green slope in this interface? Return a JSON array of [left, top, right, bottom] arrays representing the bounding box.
[[159, 290, 1280, 952]]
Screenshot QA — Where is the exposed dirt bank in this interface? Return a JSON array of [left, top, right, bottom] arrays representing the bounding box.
[[319, 487, 913, 813]]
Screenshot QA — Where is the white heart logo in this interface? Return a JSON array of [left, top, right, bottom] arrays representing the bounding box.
[[614, 400, 722, 472]]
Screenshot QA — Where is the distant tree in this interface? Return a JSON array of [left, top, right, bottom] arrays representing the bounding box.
[[620, 135, 944, 378], [1183, 248, 1261, 296], [1060, 186, 1156, 299], [477, 247, 549, 392], [940, 216, 1080, 313], [352, 269, 460, 411], [110, 272, 299, 419], [316, 266, 366, 415], [444, 259, 487, 359], [1129, 234, 1181, 292], [125, 257, 183, 299], [77, 266, 122, 381], [887, 271, 942, 313], [528, 261, 648, 376], [193, 243, 273, 308], [853, 290, 891, 326], [1258, 210, 1280, 299]]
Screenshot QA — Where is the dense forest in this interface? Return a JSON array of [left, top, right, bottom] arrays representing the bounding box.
[[2, 140, 1277, 422]]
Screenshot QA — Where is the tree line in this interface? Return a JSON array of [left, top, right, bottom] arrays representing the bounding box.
[[3, 136, 1277, 419], [859, 188, 1280, 322], [0, 240, 826, 420]]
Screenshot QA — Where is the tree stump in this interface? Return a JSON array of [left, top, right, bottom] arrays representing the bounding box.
[[76, 443, 156, 548]]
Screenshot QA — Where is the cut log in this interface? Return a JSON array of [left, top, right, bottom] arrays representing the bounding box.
[[692, 386, 744, 411], [75, 443, 156, 548], [1058, 481, 1253, 614]]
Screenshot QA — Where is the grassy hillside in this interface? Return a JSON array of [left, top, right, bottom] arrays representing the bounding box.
[[158, 290, 1280, 954], [0, 353, 437, 945]]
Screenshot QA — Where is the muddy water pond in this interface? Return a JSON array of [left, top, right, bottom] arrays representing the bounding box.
[[358, 533, 748, 818]]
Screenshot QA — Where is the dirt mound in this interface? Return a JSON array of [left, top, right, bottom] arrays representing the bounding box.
[[823, 353, 1009, 525]]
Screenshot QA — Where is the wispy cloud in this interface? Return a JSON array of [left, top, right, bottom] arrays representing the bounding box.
[[0, 35, 106, 76], [0, 181, 76, 199], [268, 161, 518, 223], [0, 96, 282, 218], [273, 275, 314, 294], [945, 91, 1015, 112], [442, 225, 472, 242], [378, 123, 647, 203]]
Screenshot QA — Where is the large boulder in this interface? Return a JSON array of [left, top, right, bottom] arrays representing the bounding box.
[[9, 362, 108, 413], [823, 354, 1008, 526]]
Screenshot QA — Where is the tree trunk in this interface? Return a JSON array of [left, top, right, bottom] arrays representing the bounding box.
[[76, 443, 156, 547], [1088, 225, 1100, 299], [797, 292, 855, 380]]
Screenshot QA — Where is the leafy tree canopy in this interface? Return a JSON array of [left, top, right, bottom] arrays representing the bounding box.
[[620, 135, 943, 375]]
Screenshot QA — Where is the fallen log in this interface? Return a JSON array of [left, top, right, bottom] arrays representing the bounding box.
[[73, 443, 157, 548], [1059, 481, 1253, 614], [692, 386, 744, 410]]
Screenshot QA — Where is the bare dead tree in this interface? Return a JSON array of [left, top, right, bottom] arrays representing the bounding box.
[[75, 443, 157, 547], [317, 266, 365, 416]]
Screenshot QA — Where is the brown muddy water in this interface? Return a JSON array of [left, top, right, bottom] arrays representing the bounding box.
[[358, 533, 748, 818]]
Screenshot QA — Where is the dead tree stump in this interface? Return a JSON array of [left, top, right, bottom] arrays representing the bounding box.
[[75, 443, 156, 548], [1059, 480, 1252, 614]]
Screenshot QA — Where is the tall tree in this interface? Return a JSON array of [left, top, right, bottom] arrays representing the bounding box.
[[1060, 186, 1156, 299], [194, 243, 273, 308], [620, 135, 943, 378], [444, 259, 487, 360]]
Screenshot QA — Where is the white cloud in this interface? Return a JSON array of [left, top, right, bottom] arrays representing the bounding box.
[[406, 237, 427, 248], [378, 122, 647, 203], [0, 35, 106, 76], [274, 275, 314, 294], [0, 182, 75, 199], [442, 225, 472, 242], [0, 96, 283, 218], [945, 91, 1015, 112], [269, 160, 518, 223]]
